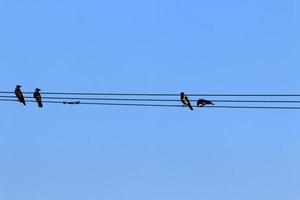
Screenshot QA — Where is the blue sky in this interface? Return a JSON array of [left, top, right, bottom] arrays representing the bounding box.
[[0, 0, 299, 199]]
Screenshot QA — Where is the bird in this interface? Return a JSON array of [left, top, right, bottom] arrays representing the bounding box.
[[33, 88, 43, 108], [197, 99, 214, 107], [180, 92, 193, 110], [15, 85, 26, 105]]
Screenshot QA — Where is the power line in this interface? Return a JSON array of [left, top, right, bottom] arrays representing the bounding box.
[[1, 91, 300, 97], [3, 89, 300, 110], [2, 95, 300, 103], [1, 98, 300, 110]]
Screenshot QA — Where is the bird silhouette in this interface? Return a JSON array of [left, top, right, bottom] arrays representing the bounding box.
[[33, 88, 43, 107], [15, 85, 26, 105], [197, 99, 214, 107], [180, 92, 193, 110]]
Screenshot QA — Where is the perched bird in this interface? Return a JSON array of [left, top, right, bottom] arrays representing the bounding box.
[[15, 85, 26, 105], [197, 99, 214, 107], [33, 88, 43, 107], [180, 92, 193, 110]]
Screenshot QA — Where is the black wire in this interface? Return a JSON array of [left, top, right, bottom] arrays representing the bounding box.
[[2, 91, 300, 96], [2, 95, 300, 103], [71, 102, 300, 109], [206, 100, 300, 103], [0, 99, 17, 102], [2, 98, 300, 109]]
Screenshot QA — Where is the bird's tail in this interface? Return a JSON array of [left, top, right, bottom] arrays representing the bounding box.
[[188, 104, 194, 110], [210, 102, 214, 105], [38, 102, 43, 107], [22, 101, 26, 106]]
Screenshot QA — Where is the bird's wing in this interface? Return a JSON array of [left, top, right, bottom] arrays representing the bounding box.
[[17, 90, 24, 100], [184, 96, 193, 110]]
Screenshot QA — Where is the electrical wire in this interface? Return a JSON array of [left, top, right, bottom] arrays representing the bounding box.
[[1, 98, 300, 110], [3, 90, 300, 110], [1, 91, 300, 97], [1, 95, 300, 103]]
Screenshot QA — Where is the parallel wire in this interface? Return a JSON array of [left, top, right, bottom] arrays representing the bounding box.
[[1, 98, 300, 110], [1, 91, 300, 97], [3, 90, 300, 109], [1, 95, 300, 103]]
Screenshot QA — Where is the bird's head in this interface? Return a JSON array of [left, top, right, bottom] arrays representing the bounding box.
[[16, 85, 22, 88], [36, 88, 41, 91], [180, 92, 184, 97]]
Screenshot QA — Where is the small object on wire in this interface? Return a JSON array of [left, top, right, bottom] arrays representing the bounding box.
[[197, 99, 214, 107], [63, 101, 81, 105]]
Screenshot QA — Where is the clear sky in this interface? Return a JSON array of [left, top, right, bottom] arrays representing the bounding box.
[[0, 0, 299, 199]]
